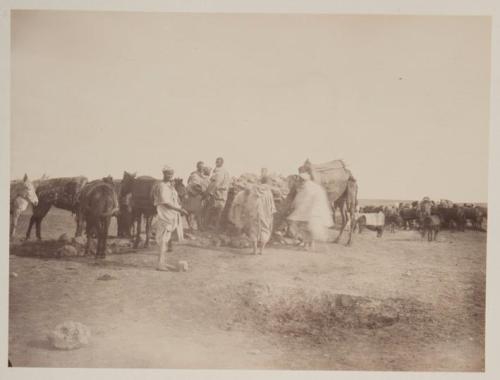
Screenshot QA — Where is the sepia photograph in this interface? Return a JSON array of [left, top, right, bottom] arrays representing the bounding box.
[[3, 4, 497, 375]]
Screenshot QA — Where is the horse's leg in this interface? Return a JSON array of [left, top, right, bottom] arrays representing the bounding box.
[[26, 203, 46, 240], [103, 217, 111, 257], [98, 217, 111, 258], [25, 215, 35, 240], [96, 219, 102, 257], [10, 211, 20, 238], [75, 209, 84, 237], [34, 204, 51, 241], [85, 219, 92, 256], [35, 217, 42, 241], [134, 212, 142, 249], [145, 215, 151, 248]]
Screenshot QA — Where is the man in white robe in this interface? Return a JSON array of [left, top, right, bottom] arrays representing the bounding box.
[[287, 172, 333, 250], [153, 166, 188, 271]]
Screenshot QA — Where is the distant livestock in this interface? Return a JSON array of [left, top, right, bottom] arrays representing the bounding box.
[[355, 209, 385, 237], [421, 215, 441, 241]]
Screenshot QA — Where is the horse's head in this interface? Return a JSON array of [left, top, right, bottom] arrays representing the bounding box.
[[21, 174, 38, 206], [173, 178, 188, 202], [120, 171, 136, 197]]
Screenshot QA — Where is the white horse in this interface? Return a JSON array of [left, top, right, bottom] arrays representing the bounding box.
[[10, 174, 38, 238]]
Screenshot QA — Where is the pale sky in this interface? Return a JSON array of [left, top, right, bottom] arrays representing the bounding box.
[[10, 11, 491, 202]]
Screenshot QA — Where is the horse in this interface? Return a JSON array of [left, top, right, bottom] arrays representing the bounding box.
[[81, 181, 119, 258], [120, 172, 187, 249], [26, 176, 88, 240], [421, 215, 441, 242], [462, 205, 484, 231], [399, 206, 420, 230], [384, 206, 402, 233], [10, 174, 39, 238], [435, 204, 465, 231]]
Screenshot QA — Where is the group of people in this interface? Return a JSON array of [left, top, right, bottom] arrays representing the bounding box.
[[184, 157, 231, 233], [152, 157, 231, 271], [152, 159, 334, 271]]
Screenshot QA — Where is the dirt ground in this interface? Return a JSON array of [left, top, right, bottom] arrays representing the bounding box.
[[8, 208, 486, 371]]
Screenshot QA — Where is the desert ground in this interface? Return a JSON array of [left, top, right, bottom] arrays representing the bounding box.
[[8, 207, 486, 371]]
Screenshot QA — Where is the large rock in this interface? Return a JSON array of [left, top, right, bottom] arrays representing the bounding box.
[[47, 321, 91, 350]]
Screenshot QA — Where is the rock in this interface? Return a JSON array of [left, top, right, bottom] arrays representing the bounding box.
[[356, 299, 399, 329], [177, 261, 189, 272], [229, 237, 250, 249], [10, 272, 18, 278], [56, 245, 78, 258], [335, 294, 355, 308], [47, 321, 91, 350], [218, 235, 231, 246], [58, 233, 71, 243], [72, 236, 86, 246]]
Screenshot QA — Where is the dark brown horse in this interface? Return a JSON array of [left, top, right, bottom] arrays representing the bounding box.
[[120, 172, 187, 249], [26, 176, 88, 240], [81, 181, 119, 258]]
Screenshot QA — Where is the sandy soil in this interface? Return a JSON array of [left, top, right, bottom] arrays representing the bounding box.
[[8, 209, 486, 370]]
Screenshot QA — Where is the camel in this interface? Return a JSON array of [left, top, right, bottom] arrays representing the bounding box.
[[300, 159, 358, 246]]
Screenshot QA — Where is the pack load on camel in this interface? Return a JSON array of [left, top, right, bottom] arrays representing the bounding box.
[[230, 172, 290, 200], [221, 172, 290, 231], [299, 159, 355, 203]]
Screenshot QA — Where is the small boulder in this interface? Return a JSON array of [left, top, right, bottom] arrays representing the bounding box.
[[357, 299, 399, 329], [72, 236, 86, 246], [47, 321, 91, 350], [56, 245, 78, 258], [177, 260, 189, 272], [58, 233, 71, 244], [219, 235, 231, 246], [335, 294, 355, 308]]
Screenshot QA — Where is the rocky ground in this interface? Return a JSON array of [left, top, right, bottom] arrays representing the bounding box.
[[8, 208, 486, 370]]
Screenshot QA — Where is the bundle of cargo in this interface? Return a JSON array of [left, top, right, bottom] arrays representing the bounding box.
[[439, 199, 454, 208], [299, 159, 354, 203], [220, 172, 290, 239], [230, 172, 290, 200]]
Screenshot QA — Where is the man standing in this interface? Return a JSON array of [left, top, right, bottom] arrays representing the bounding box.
[[287, 172, 333, 251], [185, 161, 210, 231], [246, 175, 277, 255], [206, 157, 231, 231], [153, 165, 188, 271]]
